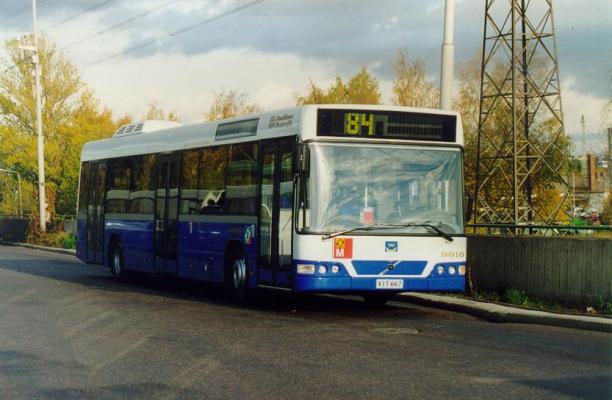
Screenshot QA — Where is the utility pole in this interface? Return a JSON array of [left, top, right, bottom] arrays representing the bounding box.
[[32, 0, 46, 232], [439, 0, 455, 110], [474, 0, 569, 229]]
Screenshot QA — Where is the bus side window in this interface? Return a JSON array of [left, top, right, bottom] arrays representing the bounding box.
[[107, 157, 131, 214], [180, 150, 200, 214], [225, 142, 258, 215], [131, 155, 156, 215], [198, 146, 228, 214]]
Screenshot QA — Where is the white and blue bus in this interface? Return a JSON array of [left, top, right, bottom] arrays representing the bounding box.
[[77, 105, 468, 305]]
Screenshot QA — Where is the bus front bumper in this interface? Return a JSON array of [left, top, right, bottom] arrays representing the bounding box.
[[293, 276, 465, 293]]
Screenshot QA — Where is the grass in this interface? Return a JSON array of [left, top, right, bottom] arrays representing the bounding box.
[[467, 288, 612, 316]]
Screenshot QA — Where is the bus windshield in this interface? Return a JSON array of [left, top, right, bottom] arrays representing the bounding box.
[[297, 143, 464, 235]]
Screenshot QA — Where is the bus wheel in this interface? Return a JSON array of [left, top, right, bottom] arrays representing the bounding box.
[[363, 294, 391, 308], [110, 240, 126, 280], [225, 252, 248, 302]]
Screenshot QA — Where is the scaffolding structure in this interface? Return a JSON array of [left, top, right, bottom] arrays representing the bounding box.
[[474, 0, 570, 229]]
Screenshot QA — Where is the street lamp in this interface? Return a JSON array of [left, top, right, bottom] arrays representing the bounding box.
[[440, 0, 455, 110]]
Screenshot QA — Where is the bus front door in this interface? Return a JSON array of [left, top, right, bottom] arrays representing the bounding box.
[[154, 153, 180, 275], [87, 162, 105, 264], [258, 140, 294, 288]]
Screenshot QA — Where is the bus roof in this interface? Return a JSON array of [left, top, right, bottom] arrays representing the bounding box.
[[81, 104, 462, 162]]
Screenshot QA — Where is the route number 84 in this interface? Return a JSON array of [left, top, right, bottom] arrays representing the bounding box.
[[345, 113, 375, 135]]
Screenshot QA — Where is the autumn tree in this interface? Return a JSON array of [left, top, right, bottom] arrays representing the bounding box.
[[0, 35, 120, 219], [143, 101, 181, 122], [391, 48, 439, 108], [296, 67, 381, 105], [204, 90, 261, 121]]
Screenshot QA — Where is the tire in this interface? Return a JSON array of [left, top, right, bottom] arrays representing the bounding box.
[[225, 250, 249, 303], [109, 240, 127, 280], [363, 293, 392, 308]]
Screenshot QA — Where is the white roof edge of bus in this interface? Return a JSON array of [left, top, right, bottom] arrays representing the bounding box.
[[81, 104, 462, 162]]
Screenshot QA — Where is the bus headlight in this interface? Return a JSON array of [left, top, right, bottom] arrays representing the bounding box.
[[448, 266, 456, 275], [297, 264, 316, 274], [458, 265, 466, 276], [318, 265, 327, 274], [436, 265, 445, 275], [331, 265, 340, 274]]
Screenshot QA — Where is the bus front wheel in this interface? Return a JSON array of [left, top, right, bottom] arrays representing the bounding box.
[[225, 251, 249, 302]]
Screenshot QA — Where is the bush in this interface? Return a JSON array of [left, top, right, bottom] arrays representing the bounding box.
[[62, 234, 76, 249], [503, 288, 529, 306]]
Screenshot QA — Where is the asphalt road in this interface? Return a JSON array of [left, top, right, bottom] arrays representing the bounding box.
[[0, 244, 610, 400]]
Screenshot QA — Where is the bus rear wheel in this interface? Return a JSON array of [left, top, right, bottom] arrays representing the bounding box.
[[109, 240, 127, 280], [363, 293, 392, 308]]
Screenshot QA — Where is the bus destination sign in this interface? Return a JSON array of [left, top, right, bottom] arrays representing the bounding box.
[[317, 109, 456, 142]]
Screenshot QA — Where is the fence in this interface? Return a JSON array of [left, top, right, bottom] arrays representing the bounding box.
[[0, 217, 28, 242], [468, 235, 612, 304]]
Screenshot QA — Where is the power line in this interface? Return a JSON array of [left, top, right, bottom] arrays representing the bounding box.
[[1, 0, 49, 24], [43, 0, 115, 32], [61, 0, 175, 51], [84, 0, 265, 68]]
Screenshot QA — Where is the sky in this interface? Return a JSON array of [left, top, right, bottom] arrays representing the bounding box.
[[0, 0, 611, 152]]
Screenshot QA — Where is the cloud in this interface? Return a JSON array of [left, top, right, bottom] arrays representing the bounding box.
[[0, 0, 610, 126], [82, 48, 337, 122], [561, 76, 609, 146]]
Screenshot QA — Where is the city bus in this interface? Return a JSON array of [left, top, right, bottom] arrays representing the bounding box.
[[77, 104, 468, 305]]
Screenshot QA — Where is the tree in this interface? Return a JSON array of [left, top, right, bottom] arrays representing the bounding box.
[[391, 48, 439, 108], [204, 90, 261, 121], [296, 67, 381, 105], [143, 101, 181, 122], [0, 35, 120, 219]]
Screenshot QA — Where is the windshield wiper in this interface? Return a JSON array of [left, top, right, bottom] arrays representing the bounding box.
[[321, 226, 379, 241], [321, 222, 454, 242]]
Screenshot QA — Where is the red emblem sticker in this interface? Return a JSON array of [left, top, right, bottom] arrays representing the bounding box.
[[333, 237, 353, 259]]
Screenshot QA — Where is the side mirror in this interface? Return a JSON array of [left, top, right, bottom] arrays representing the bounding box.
[[464, 194, 474, 222], [294, 143, 310, 177]]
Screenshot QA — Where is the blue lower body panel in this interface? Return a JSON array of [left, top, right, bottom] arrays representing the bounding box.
[[294, 276, 465, 293]]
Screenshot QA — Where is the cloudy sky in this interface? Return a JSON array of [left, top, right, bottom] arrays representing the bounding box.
[[1, 0, 610, 147]]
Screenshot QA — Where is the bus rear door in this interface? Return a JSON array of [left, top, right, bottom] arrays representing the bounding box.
[[154, 153, 180, 275], [87, 162, 105, 264], [258, 139, 294, 288]]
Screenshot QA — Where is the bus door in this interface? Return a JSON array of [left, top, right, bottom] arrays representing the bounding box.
[[154, 153, 180, 274], [87, 162, 106, 264], [258, 140, 294, 288]]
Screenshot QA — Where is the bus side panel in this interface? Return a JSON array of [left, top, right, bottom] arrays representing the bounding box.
[[177, 220, 258, 285], [104, 218, 155, 272]]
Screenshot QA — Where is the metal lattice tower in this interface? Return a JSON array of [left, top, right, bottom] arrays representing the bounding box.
[[474, 0, 570, 228]]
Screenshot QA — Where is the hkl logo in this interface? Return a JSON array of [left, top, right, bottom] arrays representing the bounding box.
[[333, 238, 353, 259]]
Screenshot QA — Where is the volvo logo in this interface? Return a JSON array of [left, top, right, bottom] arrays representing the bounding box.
[[387, 264, 395, 271]]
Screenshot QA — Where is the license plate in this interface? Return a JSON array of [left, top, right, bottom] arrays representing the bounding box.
[[376, 279, 404, 289]]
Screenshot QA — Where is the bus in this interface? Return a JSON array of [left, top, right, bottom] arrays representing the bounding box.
[[77, 104, 468, 305]]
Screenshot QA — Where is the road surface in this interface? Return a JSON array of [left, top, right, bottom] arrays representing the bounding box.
[[0, 244, 610, 399]]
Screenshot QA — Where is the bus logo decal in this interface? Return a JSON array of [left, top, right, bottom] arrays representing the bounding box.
[[385, 241, 398, 253], [243, 225, 255, 245], [333, 238, 353, 259]]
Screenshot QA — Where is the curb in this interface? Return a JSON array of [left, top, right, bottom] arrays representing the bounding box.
[[0, 240, 76, 256], [397, 292, 612, 333]]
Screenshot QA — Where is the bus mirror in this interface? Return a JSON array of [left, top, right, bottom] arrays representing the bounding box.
[[296, 144, 309, 176], [464, 194, 473, 222]]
